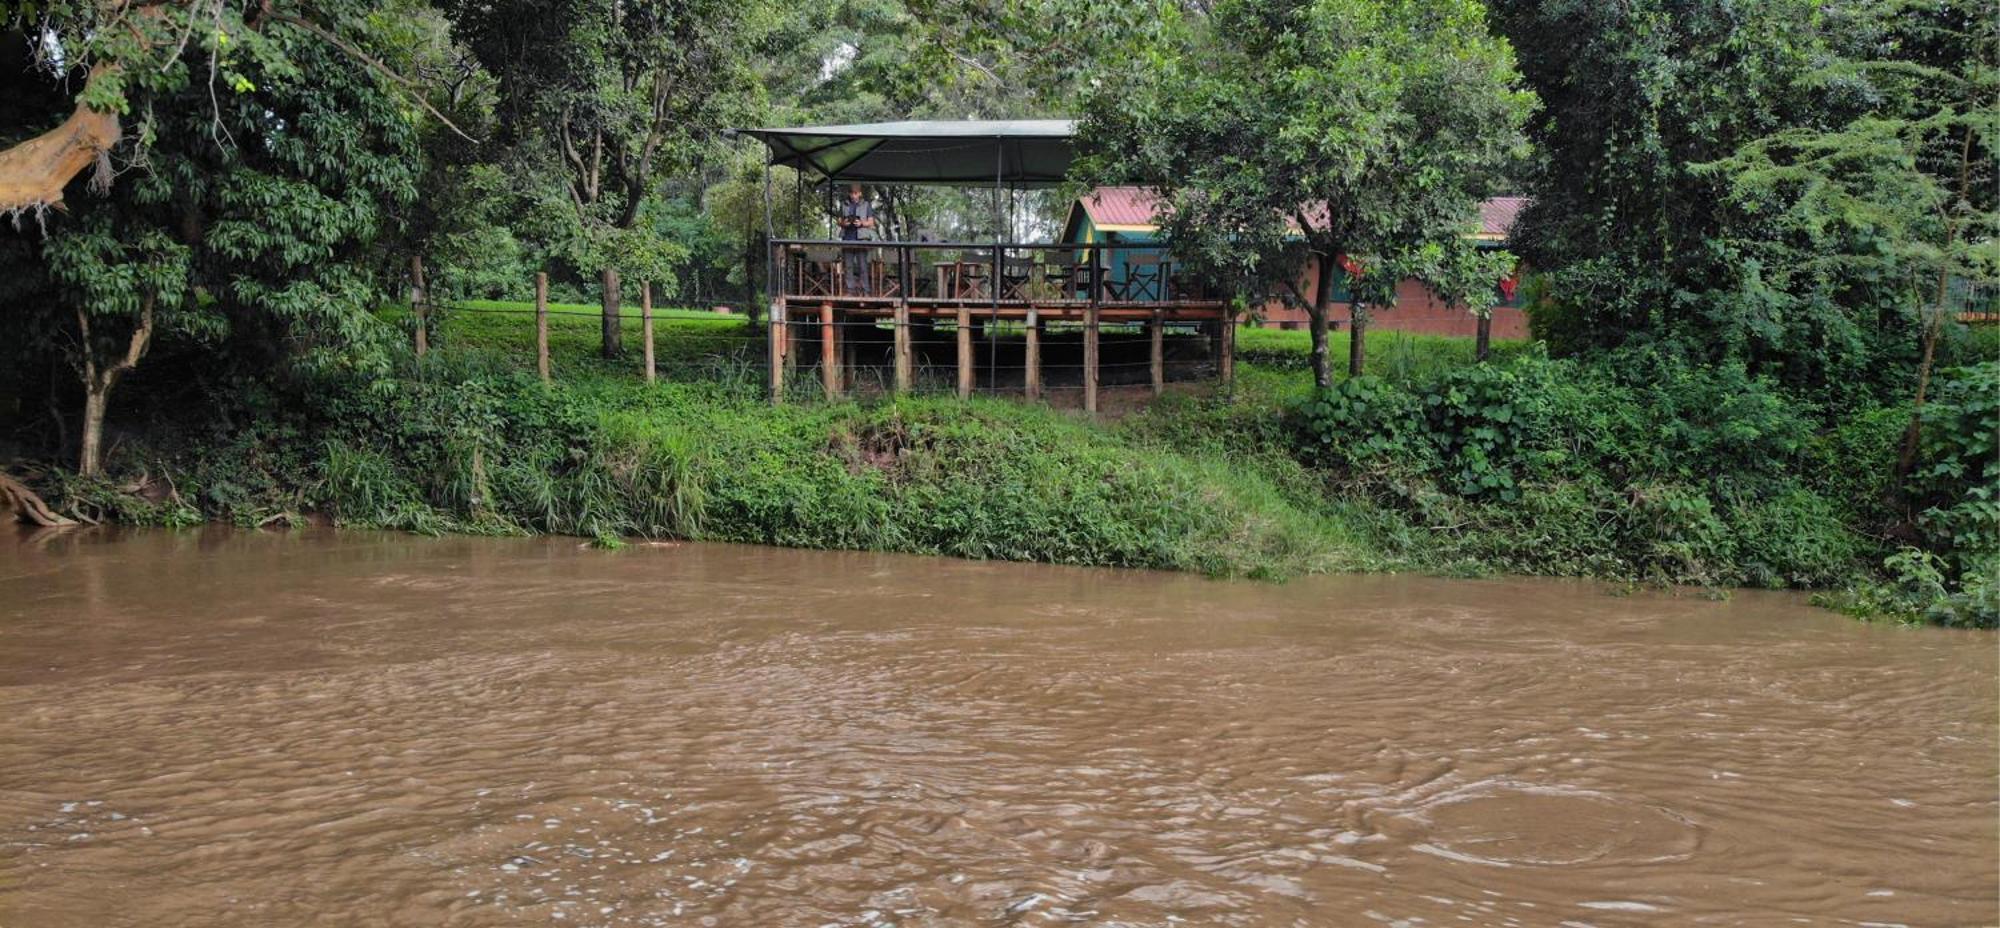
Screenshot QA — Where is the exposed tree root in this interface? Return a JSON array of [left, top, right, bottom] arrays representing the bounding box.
[[0, 473, 76, 527]]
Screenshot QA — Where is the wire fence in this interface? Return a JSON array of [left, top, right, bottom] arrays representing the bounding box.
[[398, 294, 1229, 407]]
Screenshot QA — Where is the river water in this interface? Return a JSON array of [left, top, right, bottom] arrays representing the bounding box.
[[1, 528, 1993, 927]]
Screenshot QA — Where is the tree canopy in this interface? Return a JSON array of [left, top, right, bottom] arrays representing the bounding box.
[[1076, 0, 1533, 386]]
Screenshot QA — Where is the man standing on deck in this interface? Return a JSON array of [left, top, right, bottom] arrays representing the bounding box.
[[837, 183, 877, 295]]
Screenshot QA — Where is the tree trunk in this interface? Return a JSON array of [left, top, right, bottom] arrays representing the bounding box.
[[1895, 299, 1948, 484], [75, 294, 155, 478], [79, 386, 110, 478], [410, 255, 428, 357], [600, 267, 622, 359], [1348, 302, 1368, 376], [1309, 255, 1336, 390], [1475, 312, 1492, 362]]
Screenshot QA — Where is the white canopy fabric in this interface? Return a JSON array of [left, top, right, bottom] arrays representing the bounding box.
[[736, 120, 1076, 187]]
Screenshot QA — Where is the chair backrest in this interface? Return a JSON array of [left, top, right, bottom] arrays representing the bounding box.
[[803, 245, 840, 262], [1124, 252, 1163, 268]]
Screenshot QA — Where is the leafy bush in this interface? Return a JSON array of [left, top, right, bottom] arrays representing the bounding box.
[[1288, 347, 1861, 588], [1913, 362, 2000, 565]]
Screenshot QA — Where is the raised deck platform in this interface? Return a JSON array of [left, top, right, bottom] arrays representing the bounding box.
[[768, 239, 1234, 410]]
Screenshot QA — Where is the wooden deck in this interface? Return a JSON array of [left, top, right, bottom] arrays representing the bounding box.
[[767, 239, 1234, 410]]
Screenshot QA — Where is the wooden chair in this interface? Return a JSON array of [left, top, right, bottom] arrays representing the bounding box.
[[796, 245, 840, 297], [999, 256, 1039, 300], [1109, 252, 1168, 302]]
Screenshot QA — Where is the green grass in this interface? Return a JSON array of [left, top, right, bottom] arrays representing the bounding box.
[[274, 299, 1416, 577], [1233, 325, 1528, 382], [441, 300, 764, 381]]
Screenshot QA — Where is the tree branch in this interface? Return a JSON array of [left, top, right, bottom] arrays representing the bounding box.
[[263, 12, 482, 143]]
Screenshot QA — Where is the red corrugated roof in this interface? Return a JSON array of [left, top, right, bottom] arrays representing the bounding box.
[[1477, 197, 1527, 238], [1076, 187, 1528, 239], [1076, 186, 1164, 227]]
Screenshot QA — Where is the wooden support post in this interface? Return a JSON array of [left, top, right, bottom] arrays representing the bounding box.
[[782, 306, 797, 377], [1149, 309, 1165, 396], [601, 267, 622, 359], [1220, 310, 1236, 389], [1024, 307, 1042, 401], [410, 256, 428, 358], [534, 272, 551, 383], [820, 302, 839, 397], [893, 302, 912, 393], [640, 281, 656, 384], [1084, 305, 1100, 415], [956, 306, 974, 399], [1475, 312, 1492, 362], [768, 300, 785, 404]]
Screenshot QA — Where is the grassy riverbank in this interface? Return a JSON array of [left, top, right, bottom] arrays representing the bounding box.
[[26, 299, 1999, 625]]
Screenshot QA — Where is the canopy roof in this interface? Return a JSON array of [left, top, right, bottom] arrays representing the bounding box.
[[736, 120, 1076, 187]]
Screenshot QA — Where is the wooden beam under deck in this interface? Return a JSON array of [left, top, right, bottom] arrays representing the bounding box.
[[771, 294, 1234, 405]]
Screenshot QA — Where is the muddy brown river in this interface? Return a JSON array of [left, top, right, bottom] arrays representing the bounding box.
[[1, 529, 1994, 927]]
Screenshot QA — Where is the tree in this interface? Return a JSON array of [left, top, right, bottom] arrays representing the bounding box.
[[0, 2, 471, 218], [1074, 0, 1532, 388], [1703, 0, 1998, 495], [451, 0, 764, 358], [1487, 0, 1916, 400], [4, 2, 424, 476]]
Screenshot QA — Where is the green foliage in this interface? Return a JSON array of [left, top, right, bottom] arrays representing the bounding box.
[[1290, 348, 1864, 588], [1808, 403, 1909, 532], [1075, 0, 1533, 385], [1913, 362, 2000, 564], [1500, 0, 1998, 406], [1816, 547, 1998, 629]]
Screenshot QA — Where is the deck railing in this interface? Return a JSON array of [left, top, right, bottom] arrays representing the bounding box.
[[769, 238, 1212, 306]]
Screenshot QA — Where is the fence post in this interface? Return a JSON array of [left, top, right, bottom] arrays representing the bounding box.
[[1220, 308, 1236, 390], [1150, 308, 1164, 396], [534, 272, 550, 383], [768, 299, 785, 404], [1024, 306, 1041, 401], [1084, 304, 1100, 416], [640, 281, 656, 384], [410, 255, 428, 358]]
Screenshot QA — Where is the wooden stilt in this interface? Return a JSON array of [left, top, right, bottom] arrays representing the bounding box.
[[768, 300, 785, 404], [1084, 305, 1100, 415], [1024, 307, 1042, 401], [1149, 309, 1165, 396], [956, 306, 973, 399], [820, 303, 839, 397], [894, 302, 912, 393], [534, 272, 550, 383], [640, 281, 656, 384], [783, 312, 797, 376]]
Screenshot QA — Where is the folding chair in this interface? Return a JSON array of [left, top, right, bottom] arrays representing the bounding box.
[[796, 245, 840, 297], [1110, 252, 1167, 302]]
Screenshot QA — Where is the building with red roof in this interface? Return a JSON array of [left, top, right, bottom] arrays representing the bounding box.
[[1062, 187, 1530, 339]]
